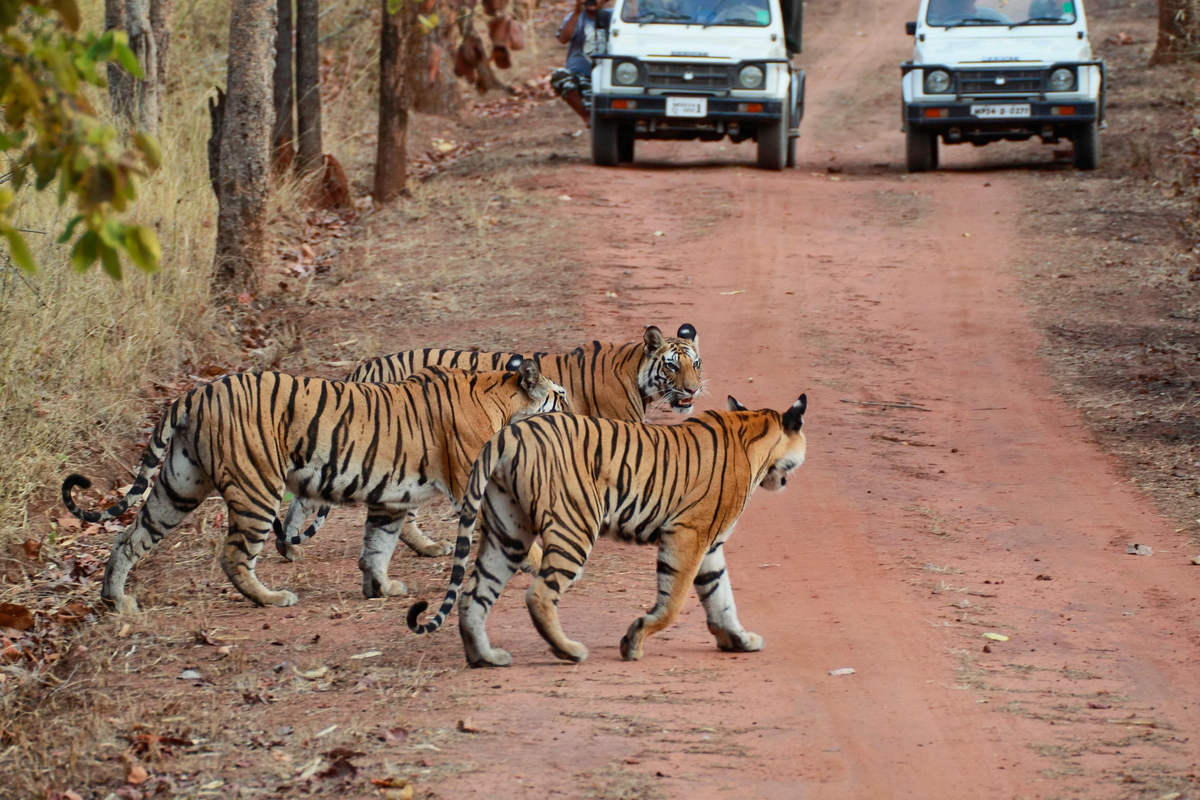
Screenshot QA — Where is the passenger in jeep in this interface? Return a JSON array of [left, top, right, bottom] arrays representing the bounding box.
[[551, 0, 613, 125]]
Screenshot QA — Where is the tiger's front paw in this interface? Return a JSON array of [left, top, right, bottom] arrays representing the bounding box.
[[468, 648, 512, 668], [362, 576, 407, 598], [275, 538, 302, 562], [714, 629, 763, 653], [619, 633, 642, 661], [105, 594, 140, 615], [263, 589, 299, 607]]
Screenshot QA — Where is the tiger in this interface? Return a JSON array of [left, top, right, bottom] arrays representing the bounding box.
[[406, 392, 808, 667], [60, 361, 569, 613], [275, 323, 703, 562]]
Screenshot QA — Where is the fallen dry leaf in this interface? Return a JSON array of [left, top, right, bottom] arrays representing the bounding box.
[[457, 718, 483, 733], [0, 603, 34, 632]]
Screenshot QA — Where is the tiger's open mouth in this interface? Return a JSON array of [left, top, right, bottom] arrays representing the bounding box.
[[670, 395, 695, 410]]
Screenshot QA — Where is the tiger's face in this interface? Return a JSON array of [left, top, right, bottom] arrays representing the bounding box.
[[641, 323, 703, 414], [728, 394, 808, 492], [512, 358, 571, 420]]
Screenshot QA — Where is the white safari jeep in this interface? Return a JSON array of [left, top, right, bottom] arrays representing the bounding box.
[[901, 0, 1105, 172], [589, 0, 805, 170]]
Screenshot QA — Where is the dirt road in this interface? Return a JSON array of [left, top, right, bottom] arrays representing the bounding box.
[[406, 1, 1200, 797]]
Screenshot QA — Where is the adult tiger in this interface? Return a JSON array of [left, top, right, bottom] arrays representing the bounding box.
[[276, 323, 703, 561], [61, 362, 568, 613], [407, 393, 808, 667]]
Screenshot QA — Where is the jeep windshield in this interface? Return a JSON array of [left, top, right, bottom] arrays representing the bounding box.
[[926, 0, 1077, 27], [621, 0, 771, 27]]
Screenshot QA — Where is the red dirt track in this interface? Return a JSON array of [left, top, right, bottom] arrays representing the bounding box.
[[411, 1, 1200, 797]]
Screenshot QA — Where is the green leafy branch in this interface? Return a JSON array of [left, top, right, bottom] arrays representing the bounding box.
[[0, 0, 162, 277]]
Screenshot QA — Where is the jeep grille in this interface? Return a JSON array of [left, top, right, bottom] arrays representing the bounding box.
[[957, 68, 1044, 95], [645, 62, 730, 90]]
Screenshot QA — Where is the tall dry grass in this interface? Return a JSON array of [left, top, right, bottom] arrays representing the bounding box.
[[0, 0, 239, 542]]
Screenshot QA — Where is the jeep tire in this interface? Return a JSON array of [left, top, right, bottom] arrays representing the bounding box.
[[592, 112, 620, 167], [906, 127, 938, 173]]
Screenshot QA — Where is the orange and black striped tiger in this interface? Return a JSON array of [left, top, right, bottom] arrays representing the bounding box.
[[61, 362, 568, 613], [407, 393, 808, 667], [276, 323, 703, 560]]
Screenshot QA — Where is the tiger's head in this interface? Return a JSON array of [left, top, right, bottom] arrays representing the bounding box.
[[640, 323, 703, 413], [508, 356, 571, 420], [727, 394, 807, 492]]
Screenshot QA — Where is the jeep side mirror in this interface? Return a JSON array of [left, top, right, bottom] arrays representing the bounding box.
[[782, 0, 803, 54], [906, 20, 917, 35]]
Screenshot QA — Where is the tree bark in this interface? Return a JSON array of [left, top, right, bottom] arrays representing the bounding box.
[[125, 0, 158, 136], [213, 0, 276, 296], [295, 0, 322, 173], [1150, 0, 1200, 65], [373, 0, 414, 202], [150, 0, 171, 97], [272, 0, 296, 171], [105, 0, 134, 123]]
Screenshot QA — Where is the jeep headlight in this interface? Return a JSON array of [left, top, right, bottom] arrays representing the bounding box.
[[1048, 67, 1075, 92], [614, 61, 640, 86], [737, 65, 765, 90], [924, 69, 952, 94]]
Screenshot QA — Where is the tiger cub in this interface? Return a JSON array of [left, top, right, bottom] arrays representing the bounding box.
[[407, 393, 808, 666], [61, 362, 568, 613], [277, 323, 704, 560]]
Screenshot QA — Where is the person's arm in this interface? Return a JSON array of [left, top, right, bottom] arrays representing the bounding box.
[[558, 0, 584, 43]]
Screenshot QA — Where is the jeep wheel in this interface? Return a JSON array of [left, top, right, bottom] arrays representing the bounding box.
[[1073, 121, 1100, 171], [618, 126, 635, 164], [591, 112, 620, 167], [757, 106, 787, 171], [906, 128, 937, 173], [786, 134, 797, 169]]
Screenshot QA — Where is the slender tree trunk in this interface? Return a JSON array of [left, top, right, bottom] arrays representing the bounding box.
[[295, 0, 322, 173], [105, 0, 134, 122], [150, 0, 171, 98], [213, 0, 276, 296], [125, 0, 158, 135], [272, 0, 296, 171], [1150, 0, 1200, 65], [373, 0, 409, 202]]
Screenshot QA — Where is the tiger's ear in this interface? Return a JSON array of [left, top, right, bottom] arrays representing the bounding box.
[[677, 323, 698, 343], [727, 395, 748, 412], [782, 394, 807, 432], [517, 358, 543, 393], [644, 325, 665, 353], [505, 354, 525, 372]]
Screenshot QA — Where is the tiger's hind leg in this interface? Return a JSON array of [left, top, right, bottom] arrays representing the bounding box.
[[221, 491, 297, 607], [526, 525, 596, 663], [459, 492, 535, 668], [693, 540, 762, 653], [398, 509, 453, 557], [359, 506, 412, 598], [619, 530, 707, 661], [102, 438, 213, 614]]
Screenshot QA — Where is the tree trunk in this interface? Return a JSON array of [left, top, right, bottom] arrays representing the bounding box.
[[1150, 0, 1200, 65], [125, 0, 158, 136], [295, 0, 322, 173], [105, 0, 134, 123], [213, 0, 276, 296], [272, 0, 296, 172], [373, 0, 414, 202], [150, 0, 171, 98]]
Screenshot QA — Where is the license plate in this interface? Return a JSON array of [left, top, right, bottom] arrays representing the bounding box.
[[970, 104, 1031, 118], [666, 97, 707, 118]]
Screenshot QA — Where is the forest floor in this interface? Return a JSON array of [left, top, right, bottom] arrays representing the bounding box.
[[6, 0, 1200, 798]]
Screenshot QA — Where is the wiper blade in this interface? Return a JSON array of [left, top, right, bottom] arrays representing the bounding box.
[[704, 16, 761, 26], [943, 16, 1003, 28], [1009, 16, 1070, 27], [637, 10, 693, 23]]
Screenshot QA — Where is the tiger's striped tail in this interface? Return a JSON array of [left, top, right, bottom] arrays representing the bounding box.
[[406, 430, 509, 635], [61, 395, 190, 523]]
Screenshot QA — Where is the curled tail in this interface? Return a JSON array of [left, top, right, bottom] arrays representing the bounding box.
[[61, 396, 189, 523], [407, 431, 508, 635]]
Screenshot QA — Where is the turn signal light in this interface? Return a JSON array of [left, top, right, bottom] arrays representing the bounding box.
[[924, 108, 950, 118], [612, 99, 637, 110], [736, 103, 764, 113], [1050, 105, 1075, 115]]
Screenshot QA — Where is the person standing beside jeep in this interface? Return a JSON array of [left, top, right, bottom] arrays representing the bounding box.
[[551, 0, 612, 125]]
